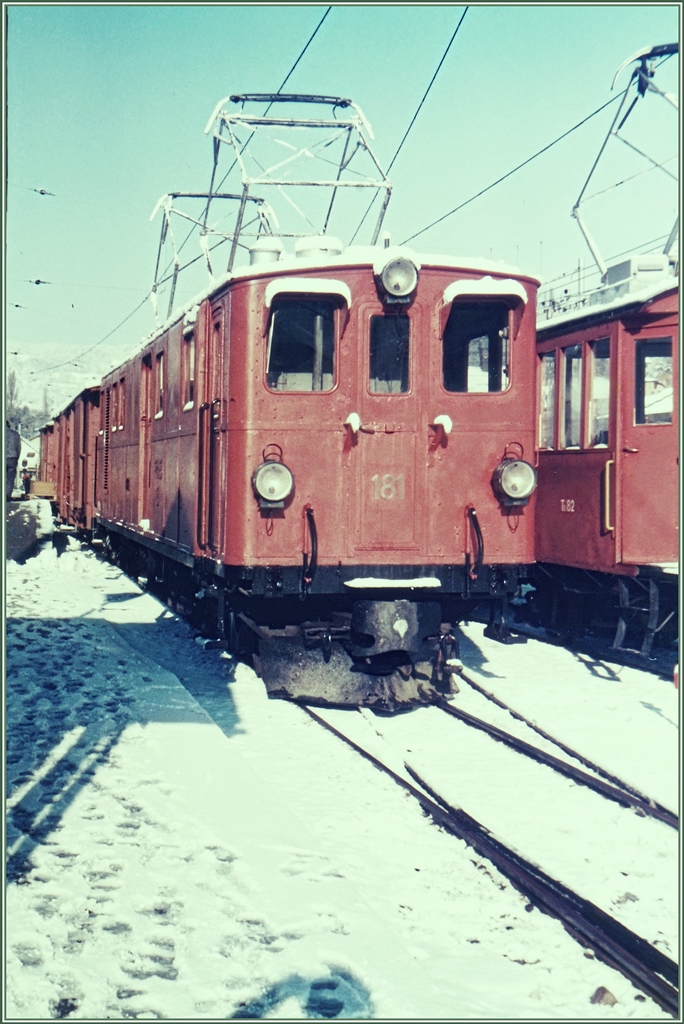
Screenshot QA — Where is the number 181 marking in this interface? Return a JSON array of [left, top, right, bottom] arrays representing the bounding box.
[[371, 473, 405, 500]]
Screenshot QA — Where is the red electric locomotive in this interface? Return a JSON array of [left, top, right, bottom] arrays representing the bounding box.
[[44, 95, 541, 709], [532, 46, 679, 661]]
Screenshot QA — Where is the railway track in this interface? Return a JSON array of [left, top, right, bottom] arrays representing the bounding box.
[[449, 667, 677, 825], [433, 689, 677, 830], [305, 705, 679, 1017]]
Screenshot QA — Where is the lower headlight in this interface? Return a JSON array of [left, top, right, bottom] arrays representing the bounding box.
[[253, 461, 294, 506], [492, 459, 537, 505]]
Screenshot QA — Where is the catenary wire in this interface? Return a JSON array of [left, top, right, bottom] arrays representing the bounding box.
[[162, 7, 333, 279], [23, 11, 333, 381], [401, 92, 627, 245], [403, 51, 677, 247], [28, 293, 152, 377], [349, 7, 469, 245]]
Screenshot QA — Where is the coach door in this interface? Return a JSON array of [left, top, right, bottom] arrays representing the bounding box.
[[619, 325, 678, 565], [351, 305, 423, 556], [138, 355, 153, 526], [197, 302, 226, 554]]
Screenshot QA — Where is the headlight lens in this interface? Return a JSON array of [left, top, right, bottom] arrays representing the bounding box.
[[380, 258, 418, 298], [253, 461, 294, 503], [495, 460, 537, 501]]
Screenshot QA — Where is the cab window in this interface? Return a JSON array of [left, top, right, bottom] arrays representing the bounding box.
[[267, 298, 336, 392], [635, 338, 672, 424], [370, 313, 409, 393], [443, 302, 509, 393]]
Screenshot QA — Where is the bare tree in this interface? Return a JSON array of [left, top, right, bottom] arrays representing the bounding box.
[[6, 370, 20, 426]]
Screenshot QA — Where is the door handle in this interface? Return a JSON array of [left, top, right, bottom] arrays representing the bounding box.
[[604, 459, 614, 533], [623, 447, 639, 453]]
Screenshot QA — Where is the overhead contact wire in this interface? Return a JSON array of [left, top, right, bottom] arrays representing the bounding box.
[[28, 11, 333, 380], [349, 6, 469, 245], [402, 92, 627, 245], [170, 6, 333, 271]]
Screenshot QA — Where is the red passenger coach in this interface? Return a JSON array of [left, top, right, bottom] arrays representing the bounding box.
[[531, 45, 679, 662], [534, 260, 678, 657], [46, 387, 100, 530], [43, 93, 541, 709]]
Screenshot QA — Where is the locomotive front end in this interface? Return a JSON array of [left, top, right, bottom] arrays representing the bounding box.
[[215, 244, 539, 710]]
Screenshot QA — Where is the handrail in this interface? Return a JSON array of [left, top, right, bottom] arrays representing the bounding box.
[[196, 402, 210, 550], [604, 459, 615, 532], [302, 506, 318, 592], [207, 398, 221, 548], [468, 507, 484, 578]]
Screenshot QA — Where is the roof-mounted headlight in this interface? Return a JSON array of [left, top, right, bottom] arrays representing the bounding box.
[[252, 460, 294, 508], [380, 257, 418, 302], [492, 459, 537, 507]]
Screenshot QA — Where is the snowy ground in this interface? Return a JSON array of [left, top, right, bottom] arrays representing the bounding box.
[[4, 503, 679, 1020]]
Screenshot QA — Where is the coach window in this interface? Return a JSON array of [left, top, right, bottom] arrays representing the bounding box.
[[370, 313, 410, 393], [266, 298, 336, 392], [539, 351, 556, 448], [588, 339, 610, 446], [635, 338, 672, 424], [118, 377, 125, 430], [562, 344, 582, 448], [111, 383, 118, 432], [442, 302, 509, 393], [155, 351, 164, 418], [183, 332, 195, 409]]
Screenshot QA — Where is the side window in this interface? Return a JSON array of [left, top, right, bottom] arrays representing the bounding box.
[[111, 383, 118, 432], [370, 314, 410, 393], [588, 339, 610, 446], [539, 351, 556, 448], [443, 302, 509, 393], [266, 298, 336, 392], [562, 344, 582, 448], [635, 338, 672, 424], [155, 351, 165, 417], [183, 332, 195, 407]]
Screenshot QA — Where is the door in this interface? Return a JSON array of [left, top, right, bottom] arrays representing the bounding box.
[[619, 326, 678, 564], [138, 356, 152, 526], [536, 335, 620, 572], [351, 306, 423, 558], [197, 303, 225, 554]]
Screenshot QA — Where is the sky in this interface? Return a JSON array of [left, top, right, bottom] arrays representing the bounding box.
[[4, 3, 680, 417]]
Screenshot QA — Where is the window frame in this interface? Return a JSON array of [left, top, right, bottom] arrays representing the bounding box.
[[587, 338, 610, 448], [264, 294, 341, 395], [634, 336, 673, 426], [182, 330, 195, 411], [368, 310, 411, 395], [440, 300, 513, 396], [155, 350, 165, 419]]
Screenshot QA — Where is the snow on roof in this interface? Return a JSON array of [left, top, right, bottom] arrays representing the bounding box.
[[537, 273, 678, 333], [144, 247, 537, 338]]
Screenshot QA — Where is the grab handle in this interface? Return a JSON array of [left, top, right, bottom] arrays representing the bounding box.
[[604, 459, 614, 532]]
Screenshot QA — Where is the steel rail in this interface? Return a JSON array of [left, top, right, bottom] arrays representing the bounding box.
[[305, 706, 679, 1017], [454, 668, 677, 820], [434, 696, 678, 830]]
